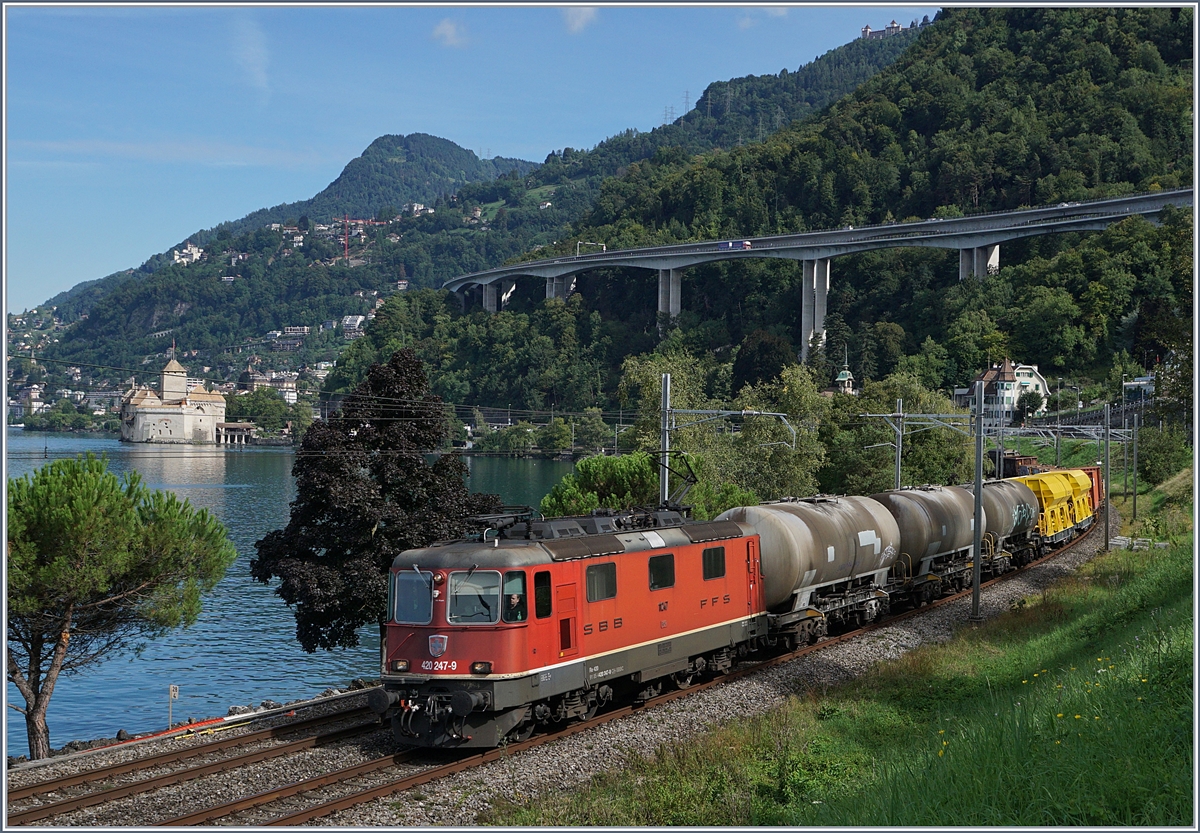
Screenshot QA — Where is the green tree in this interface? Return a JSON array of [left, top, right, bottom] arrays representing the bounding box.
[[224, 387, 291, 434], [536, 417, 573, 452], [730, 329, 796, 395], [1015, 389, 1044, 424], [574, 408, 611, 453], [7, 454, 237, 759], [540, 451, 660, 517], [1136, 426, 1190, 485], [252, 350, 500, 651]]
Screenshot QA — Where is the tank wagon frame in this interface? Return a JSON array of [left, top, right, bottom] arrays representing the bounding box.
[[369, 470, 1103, 748]]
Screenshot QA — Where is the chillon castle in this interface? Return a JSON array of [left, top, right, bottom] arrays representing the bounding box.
[[119, 359, 228, 443]]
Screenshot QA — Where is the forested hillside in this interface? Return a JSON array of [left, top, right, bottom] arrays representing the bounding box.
[[36, 30, 915, 375], [331, 7, 1191, 416]]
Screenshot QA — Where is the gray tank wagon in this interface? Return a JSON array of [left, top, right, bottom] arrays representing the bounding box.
[[968, 479, 1041, 570], [716, 496, 900, 641], [974, 479, 1039, 541], [869, 485, 978, 603]]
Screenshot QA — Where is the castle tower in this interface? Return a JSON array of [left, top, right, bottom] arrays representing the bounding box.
[[160, 359, 188, 403]]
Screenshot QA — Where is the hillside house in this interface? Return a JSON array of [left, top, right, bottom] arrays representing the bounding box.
[[953, 359, 1049, 427], [172, 241, 204, 265]]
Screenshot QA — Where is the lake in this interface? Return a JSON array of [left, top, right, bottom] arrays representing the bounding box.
[[4, 428, 575, 759]]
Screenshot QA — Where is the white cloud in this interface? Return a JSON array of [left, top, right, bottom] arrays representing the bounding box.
[[764, 7, 788, 18], [563, 7, 597, 34], [232, 17, 270, 99], [737, 15, 754, 30], [432, 19, 466, 47]]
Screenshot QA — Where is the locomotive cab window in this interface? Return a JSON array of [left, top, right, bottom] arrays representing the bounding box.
[[447, 570, 502, 624], [648, 553, 675, 590], [393, 570, 434, 625], [702, 546, 726, 580], [534, 570, 552, 619], [586, 562, 617, 602], [502, 571, 528, 623]]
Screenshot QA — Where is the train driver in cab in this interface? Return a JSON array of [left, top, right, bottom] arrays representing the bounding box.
[[503, 572, 528, 622], [505, 593, 526, 621]]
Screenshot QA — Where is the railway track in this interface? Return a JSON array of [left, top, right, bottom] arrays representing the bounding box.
[[5, 707, 376, 825], [7, 519, 1099, 827]]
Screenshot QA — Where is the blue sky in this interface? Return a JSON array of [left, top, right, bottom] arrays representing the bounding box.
[[4, 4, 938, 313]]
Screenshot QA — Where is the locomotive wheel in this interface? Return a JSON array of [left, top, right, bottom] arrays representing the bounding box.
[[582, 696, 599, 721], [508, 722, 537, 743], [673, 670, 695, 690]]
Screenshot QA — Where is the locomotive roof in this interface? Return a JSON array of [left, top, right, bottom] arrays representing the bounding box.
[[390, 518, 749, 572]]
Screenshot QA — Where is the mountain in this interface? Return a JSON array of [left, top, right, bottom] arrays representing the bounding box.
[[44, 134, 537, 313], [33, 30, 918, 382]]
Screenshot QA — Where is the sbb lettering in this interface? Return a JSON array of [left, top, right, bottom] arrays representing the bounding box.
[[584, 619, 621, 635]]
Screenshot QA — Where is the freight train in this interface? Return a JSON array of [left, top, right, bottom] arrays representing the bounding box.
[[367, 469, 1101, 748]]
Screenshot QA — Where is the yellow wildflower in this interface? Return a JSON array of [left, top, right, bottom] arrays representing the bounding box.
[[1056, 713, 1063, 718], [1075, 715, 1081, 719]]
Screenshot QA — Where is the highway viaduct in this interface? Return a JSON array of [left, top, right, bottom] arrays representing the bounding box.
[[441, 189, 1192, 360]]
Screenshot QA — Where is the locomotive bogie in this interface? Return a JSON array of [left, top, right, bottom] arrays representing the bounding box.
[[716, 497, 901, 610]]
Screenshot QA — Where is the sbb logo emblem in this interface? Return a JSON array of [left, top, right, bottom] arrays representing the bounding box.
[[429, 635, 448, 657]]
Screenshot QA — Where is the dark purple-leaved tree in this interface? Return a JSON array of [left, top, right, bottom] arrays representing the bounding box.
[[252, 349, 499, 652]]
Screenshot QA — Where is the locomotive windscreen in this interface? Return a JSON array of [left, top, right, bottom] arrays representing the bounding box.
[[448, 570, 502, 624], [394, 571, 434, 624]]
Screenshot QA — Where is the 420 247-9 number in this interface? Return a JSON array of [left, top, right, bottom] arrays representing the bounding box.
[[421, 660, 458, 671]]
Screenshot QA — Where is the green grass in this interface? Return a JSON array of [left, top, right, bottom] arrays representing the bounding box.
[[479, 199, 506, 221], [483, 513, 1193, 826]]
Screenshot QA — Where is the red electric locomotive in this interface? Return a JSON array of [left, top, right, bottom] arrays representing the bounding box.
[[367, 509, 767, 747]]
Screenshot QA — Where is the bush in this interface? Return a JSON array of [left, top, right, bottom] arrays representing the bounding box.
[[1136, 426, 1190, 485]]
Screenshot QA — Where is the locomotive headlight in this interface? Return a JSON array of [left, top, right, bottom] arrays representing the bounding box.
[[470, 661, 492, 675], [391, 659, 410, 672]]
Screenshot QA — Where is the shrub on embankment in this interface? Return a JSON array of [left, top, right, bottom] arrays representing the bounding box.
[[485, 497, 1194, 825]]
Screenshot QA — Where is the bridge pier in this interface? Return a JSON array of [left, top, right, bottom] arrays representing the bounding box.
[[482, 279, 517, 313], [959, 244, 999, 280], [800, 258, 830, 361], [546, 275, 576, 300], [657, 268, 682, 330]]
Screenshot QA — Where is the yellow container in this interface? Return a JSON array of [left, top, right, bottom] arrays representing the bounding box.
[[1061, 470, 1095, 524], [1016, 472, 1072, 538]]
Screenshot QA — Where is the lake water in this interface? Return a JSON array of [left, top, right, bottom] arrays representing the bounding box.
[[4, 428, 574, 758]]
